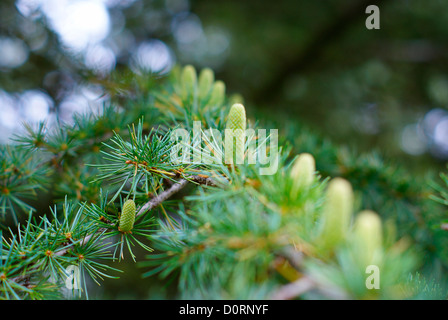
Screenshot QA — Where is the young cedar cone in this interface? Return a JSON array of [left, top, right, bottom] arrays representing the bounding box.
[[181, 65, 197, 99], [353, 210, 383, 266], [208, 80, 225, 106], [198, 68, 214, 101], [320, 178, 354, 246], [119, 199, 136, 232], [290, 153, 315, 196], [225, 103, 247, 165]]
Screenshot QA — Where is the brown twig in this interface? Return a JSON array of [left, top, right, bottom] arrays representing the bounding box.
[[271, 245, 350, 300], [271, 276, 316, 300], [136, 178, 190, 218], [57, 175, 215, 255], [11, 174, 219, 288]]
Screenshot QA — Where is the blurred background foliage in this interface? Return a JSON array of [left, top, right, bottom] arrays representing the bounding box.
[[1, 0, 448, 172], [1, 0, 448, 298]]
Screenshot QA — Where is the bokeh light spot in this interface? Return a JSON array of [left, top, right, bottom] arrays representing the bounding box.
[[0, 37, 29, 69], [130, 40, 174, 74]]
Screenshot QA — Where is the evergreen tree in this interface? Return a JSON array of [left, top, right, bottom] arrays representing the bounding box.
[[1, 65, 447, 300]]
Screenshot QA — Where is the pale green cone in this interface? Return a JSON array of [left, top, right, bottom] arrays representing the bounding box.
[[320, 178, 354, 247], [290, 153, 315, 197], [198, 68, 214, 102], [225, 103, 246, 165], [208, 80, 225, 106], [181, 65, 197, 100], [353, 210, 383, 267], [119, 199, 136, 232]]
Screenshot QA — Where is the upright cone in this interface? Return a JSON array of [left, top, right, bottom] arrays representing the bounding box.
[[320, 178, 354, 247], [198, 68, 214, 101], [208, 80, 225, 106], [181, 65, 197, 99], [290, 153, 315, 197], [353, 210, 383, 266], [119, 199, 136, 232], [225, 103, 246, 165]]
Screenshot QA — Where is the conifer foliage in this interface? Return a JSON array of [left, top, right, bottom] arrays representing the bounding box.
[[0, 65, 447, 300]]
